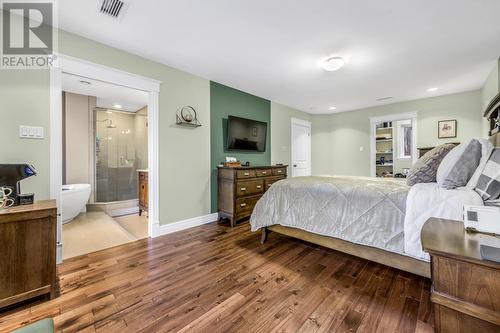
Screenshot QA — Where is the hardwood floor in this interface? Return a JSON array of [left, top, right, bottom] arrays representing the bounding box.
[[0, 222, 433, 332]]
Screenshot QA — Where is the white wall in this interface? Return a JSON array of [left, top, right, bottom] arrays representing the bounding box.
[[312, 90, 483, 176], [271, 102, 311, 173], [64, 92, 94, 185], [134, 106, 148, 170]]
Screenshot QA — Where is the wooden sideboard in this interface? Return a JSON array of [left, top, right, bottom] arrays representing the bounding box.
[[138, 170, 148, 216], [0, 200, 57, 310], [218, 165, 287, 227], [422, 218, 500, 332]]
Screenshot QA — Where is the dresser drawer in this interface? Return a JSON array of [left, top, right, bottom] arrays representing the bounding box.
[[272, 167, 286, 176], [256, 169, 272, 177], [236, 179, 264, 197], [236, 169, 256, 179], [235, 196, 260, 216], [265, 177, 285, 190]]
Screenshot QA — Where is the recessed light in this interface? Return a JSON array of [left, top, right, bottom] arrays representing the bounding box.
[[113, 104, 122, 109], [321, 56, 345, 72], [427, 87, 438, 92], [79, 80, 91, 85], [329, 106, 337, 110]]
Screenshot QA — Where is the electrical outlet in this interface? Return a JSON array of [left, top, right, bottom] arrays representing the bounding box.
[[19, 126, 44, 139]]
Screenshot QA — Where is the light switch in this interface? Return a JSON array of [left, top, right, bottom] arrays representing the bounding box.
[[19, 126, 44, 139], [359, 146, 364, 152]]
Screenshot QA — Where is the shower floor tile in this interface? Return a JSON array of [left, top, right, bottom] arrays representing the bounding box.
[[62, 212, 139, 260]]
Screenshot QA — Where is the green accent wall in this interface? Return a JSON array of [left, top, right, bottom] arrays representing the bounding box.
[[210, 81, 271, 212]]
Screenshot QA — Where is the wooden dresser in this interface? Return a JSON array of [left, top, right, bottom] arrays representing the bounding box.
[[218, 165, 287, 227], [422, 218, 500, 332], [138, 170, 148, 216], [0, 200, 57, 310]]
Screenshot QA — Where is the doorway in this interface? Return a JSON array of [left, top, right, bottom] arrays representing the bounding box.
[[50, 55, 161, 263], [369, 112, 418, 178], [291, 118, 312, 177]]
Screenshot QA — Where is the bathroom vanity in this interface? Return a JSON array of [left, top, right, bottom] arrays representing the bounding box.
[[138, 170, 148, 216], [0, 200, 57, 309]]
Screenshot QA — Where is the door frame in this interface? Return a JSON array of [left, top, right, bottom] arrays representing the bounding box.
[[369, 112, 418, 177], [291, 117, 312, 177], [50, 54, 161, 263]]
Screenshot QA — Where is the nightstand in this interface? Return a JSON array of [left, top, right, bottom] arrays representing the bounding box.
[[422, 218, 500, 333]]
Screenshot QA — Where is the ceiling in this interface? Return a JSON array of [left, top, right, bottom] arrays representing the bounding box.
[[62, 73, 148, 112], [59, 0, 500, 114]]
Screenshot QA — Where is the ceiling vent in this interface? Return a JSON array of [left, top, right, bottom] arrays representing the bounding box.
[[99, 0, 128, 19], [376, 96, 393, 101]]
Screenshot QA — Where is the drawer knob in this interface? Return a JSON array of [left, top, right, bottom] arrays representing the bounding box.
[[244, 172, 250, 176], [262, 171, 267, 174], [256, 185, 262, 189], [240, 187, 246, 191], [277, 170, 282, 173], [240, 203, 247, 207]]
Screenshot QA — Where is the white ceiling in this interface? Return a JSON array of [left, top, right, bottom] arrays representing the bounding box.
[[62, 73, 148, 112], [59, 0, 500, 114]]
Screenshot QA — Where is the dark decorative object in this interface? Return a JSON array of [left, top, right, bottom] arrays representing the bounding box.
[[438, 119, 457, 138], [176, 106, 201, 127]]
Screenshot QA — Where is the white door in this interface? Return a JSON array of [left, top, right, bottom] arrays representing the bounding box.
[[291, 118, 311, 177]]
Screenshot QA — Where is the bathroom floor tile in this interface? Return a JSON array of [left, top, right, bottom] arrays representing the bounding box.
[[114, 214, 148, 239], [62, 212, 138, 260]]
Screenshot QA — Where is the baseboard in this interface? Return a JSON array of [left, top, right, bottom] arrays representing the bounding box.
[[156, 213, 219, 237]]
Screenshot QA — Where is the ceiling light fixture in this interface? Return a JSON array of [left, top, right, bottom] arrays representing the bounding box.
[[328, 106, 337, 110], [321, 56, 345, 72], [427, 87, 438, 92], [113, 104, 122, 109]]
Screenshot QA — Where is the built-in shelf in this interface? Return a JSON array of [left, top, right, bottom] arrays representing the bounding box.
[[374, 122, 394, 178]]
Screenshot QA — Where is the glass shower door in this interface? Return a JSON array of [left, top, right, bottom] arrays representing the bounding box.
[[95, 109, 138, 202]]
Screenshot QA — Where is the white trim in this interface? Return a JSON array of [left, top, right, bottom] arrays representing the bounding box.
[[291, 117, 312, 127], [370, 112, 418, 177], [50, 55, 161, 263], [291, 118, 312, 177], [50, 68, 63, 263], [148, 90, 160, 237], [158, 213, 219, 236], [57, 54, 161, 92]]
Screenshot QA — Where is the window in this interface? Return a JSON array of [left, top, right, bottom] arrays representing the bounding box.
[[397, 120, 412, 159]]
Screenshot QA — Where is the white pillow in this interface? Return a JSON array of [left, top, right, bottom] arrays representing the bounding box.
[[466, 138, 494, 189], [436, 141, 469, 187]]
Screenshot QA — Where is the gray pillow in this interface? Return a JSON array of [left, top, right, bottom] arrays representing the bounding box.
[[475, 148, 500, 205], [440, 139, 481, 189], [406, 144, 456, 186]]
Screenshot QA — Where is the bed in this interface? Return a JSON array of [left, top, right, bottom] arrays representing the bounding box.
[[251, 133, 499, 278], [251, 176, 482, 277]]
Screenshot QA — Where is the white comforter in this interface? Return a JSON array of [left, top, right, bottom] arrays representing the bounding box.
[[404, 182, 484, 260]]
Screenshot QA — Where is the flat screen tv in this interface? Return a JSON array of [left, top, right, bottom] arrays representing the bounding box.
[[226, 116, 267, 152]]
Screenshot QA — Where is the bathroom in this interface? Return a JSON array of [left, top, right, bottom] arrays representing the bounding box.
[[61, 73, 149, 259]]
